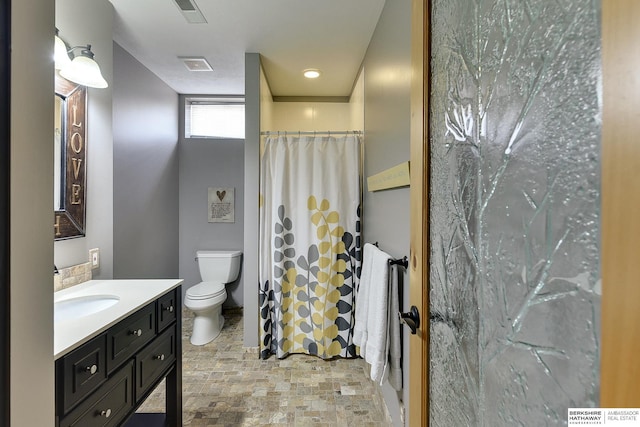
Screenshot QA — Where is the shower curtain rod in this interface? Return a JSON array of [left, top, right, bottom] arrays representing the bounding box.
[[260, 130, 362, 136]]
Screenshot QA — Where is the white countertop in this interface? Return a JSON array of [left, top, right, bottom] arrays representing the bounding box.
[[54, 279, 183, 359]]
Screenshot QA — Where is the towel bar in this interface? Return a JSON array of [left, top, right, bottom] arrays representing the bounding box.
[[388, 256, 408, 269], [370, 242, 408, 268]]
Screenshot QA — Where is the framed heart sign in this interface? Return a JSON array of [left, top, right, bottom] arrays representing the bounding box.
[[208, 187, 234, 223]]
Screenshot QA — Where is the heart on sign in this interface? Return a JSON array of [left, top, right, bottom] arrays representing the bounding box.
[[216, 190, 226, 201]]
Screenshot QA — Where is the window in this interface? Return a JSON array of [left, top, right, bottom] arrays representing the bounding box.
[[185, 97, 245, 139]]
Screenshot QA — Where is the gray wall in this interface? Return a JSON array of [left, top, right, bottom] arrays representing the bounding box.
[[361, 0, 412, 425], [113, 43, 179, 279], [179, 95, 245, 307], [54, 0, 114, 280], [243, 53, 261, 347], [10, 0, 55, 423]]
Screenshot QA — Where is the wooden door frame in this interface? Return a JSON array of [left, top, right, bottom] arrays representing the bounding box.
[[410, 1, 640, 424], [0, 0, 9, 423], [601, 0, 640, 407], [409, 0, 428, 425]]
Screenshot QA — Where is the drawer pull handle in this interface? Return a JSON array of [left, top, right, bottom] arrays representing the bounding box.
[[100, 409, 112, 418], [129, 329, 143, 337], [86, 364, 98, 375], [154, 354, 166, 361], [164, 305, 174, 313]]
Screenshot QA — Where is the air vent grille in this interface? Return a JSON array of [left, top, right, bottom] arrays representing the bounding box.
[[174, 0, 196, 11], [179, 57, 213, 72], [172, 0, 207, 24]]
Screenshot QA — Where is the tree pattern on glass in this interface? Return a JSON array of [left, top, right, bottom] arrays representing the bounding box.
[[259, 198, 361, 360], [430, 1, 601, 425]]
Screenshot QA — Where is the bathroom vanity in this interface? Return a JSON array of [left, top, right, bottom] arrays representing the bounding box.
[[54, 279, 183, 427]]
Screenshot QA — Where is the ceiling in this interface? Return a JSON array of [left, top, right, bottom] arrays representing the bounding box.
[[109, 0, 386, 97]]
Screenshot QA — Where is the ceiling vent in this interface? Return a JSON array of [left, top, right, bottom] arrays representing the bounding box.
[[173, 0, 207, 24], [179, 56, 213, 72]]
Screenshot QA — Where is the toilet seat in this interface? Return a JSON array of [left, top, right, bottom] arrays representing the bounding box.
[[186, 281, 225, 300]]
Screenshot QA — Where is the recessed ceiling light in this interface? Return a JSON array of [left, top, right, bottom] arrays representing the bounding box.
[[303, 69, 321, 79], [179, 56, 213, 72]]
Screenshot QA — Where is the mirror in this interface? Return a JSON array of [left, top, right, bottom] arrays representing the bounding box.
[[54, 74, 87, 240]]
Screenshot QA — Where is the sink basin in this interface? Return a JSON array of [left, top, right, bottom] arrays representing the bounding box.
[[54, 294, 120, 322]]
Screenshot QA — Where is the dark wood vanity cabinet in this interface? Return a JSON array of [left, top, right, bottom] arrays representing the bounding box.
[[55, 287, 182, 427]]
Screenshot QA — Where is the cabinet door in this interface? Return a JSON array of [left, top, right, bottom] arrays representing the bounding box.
[[58, 334, 107, 415], [157, 290, 177, 333], [136, 325, 177, 398], [60, 361, 134, 427]]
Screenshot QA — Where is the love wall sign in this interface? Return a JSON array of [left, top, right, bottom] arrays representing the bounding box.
[[208, 187, 234, 223]]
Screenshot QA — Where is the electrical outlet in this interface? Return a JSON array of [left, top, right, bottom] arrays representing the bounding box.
[[89, 248, 100, 269]]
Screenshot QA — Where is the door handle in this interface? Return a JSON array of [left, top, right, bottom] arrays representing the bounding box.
[[399, 306, 420, 334]]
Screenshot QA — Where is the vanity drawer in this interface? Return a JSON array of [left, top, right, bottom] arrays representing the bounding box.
[[136, 325, 177, 398], [106, 303, 155, 374], [157, 289, 177, 332], [60, 360, 135, 427], [58, 333, 107, 415]]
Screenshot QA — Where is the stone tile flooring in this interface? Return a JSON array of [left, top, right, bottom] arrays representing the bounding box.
[[138, 310, 392, 426]]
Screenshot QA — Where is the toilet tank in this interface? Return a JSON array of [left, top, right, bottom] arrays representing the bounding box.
[[196, 250, 242, 283]]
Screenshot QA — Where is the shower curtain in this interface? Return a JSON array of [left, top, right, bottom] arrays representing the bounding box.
[[259, 134, 362, 360]]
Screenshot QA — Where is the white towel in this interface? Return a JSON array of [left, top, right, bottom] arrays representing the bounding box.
[[387, 264, 402, 391], [352, 243, 374, 356], [354, 243, 394, 384]]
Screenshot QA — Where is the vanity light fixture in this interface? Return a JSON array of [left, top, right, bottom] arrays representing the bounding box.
[[54, 31, 72, 70], [59, 45, 108, 88], [55, 30, 108, 88], [303, 69, 321, 79]]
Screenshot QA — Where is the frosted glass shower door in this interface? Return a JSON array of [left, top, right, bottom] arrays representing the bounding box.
[[428, 1, 601, 425]]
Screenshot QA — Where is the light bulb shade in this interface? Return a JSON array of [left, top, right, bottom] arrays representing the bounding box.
[[54, 35, 72, 70], [60, 51, 108, 88]]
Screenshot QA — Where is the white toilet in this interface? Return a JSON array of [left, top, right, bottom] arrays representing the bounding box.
[[185, 250, 242, 345]]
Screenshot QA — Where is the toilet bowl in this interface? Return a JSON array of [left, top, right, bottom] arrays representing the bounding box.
[[184, 250, 242, 345]]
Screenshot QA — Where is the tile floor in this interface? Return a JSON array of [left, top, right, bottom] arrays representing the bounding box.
[[138, 309, 393, 426]]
